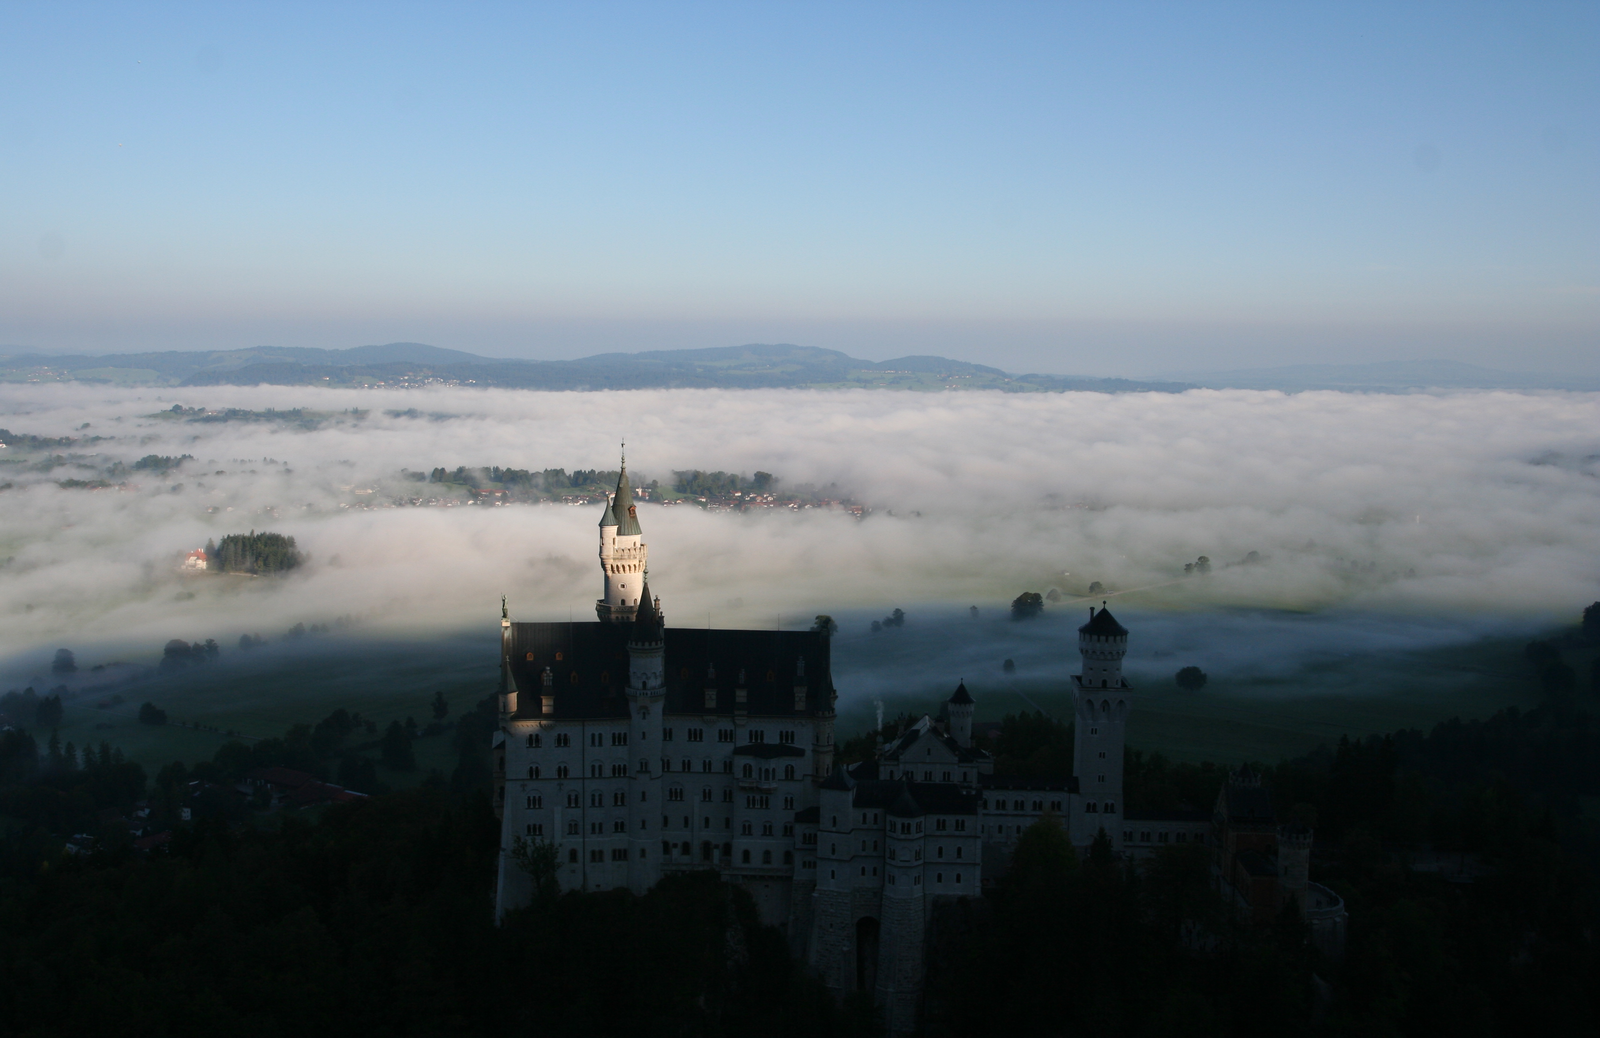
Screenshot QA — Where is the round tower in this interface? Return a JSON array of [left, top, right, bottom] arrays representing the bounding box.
[[879, 781, 927, 1036], [597, 454, 648, 623], [1278, 823, 1312, 915], [1071, 604, 1131, 849], [625, 581, 666, 892]]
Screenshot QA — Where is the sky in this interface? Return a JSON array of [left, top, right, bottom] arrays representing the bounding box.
[[3, 381, 1597, 676], [2, 2, 1596, 375]]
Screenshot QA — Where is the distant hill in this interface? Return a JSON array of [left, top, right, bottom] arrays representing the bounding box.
[[0, 342, 1192, 395], [1178, 359, 1600, 392]]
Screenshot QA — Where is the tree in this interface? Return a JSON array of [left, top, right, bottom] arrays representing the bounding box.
[[138, 701, 168, 725], [51, 648, 77, 674], [431, 690, 449, 720], [34, 693, 63, 728], [510, 834, 564, 904], [1175, 666, 1208, 691], [1011, 592, 1044, 621], [381, 720, 415, 771], [810, 615, 838, 637]]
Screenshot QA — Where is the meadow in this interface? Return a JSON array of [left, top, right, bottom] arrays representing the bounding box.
[[27, 602, 1571, 785]]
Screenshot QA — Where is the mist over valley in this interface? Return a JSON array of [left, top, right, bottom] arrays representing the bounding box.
[[4, 380, 1593, 766]]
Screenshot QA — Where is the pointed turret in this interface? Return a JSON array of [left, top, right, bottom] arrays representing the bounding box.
[[614, 464, 642, 536], [946, 680, 974, 748], [631, 578, 662, 641], [596, 447, 649, 622]]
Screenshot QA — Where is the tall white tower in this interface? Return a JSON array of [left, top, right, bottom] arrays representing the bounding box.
[[597, 454, 648, 622], [1071, 604, 1130, 849]]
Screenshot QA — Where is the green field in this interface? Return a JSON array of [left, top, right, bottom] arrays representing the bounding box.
[[32, 612, 1585, 779], [47, 633, 497, 787]]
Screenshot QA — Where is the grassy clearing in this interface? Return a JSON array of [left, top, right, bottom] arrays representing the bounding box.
[[39, 617, 1574, 777], [50, 632, 495, 782]]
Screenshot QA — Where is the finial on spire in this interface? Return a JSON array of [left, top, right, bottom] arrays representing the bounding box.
[[620, 440, 626, 468]]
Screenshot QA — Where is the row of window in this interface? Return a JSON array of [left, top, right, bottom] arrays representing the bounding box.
[[525, 761, 642, 780], [529, 727, 807, 750], [986, 798, 1065, 812], [886, 769, 970, 783]]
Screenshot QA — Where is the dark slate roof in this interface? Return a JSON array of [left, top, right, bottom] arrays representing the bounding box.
[[614, 467, 642, 536], [1079, 606, 1128, 637], [850, 779, 980, 816], [888, 782, 922, 818], [506, 621, 833, 721], [845, 760, 879, 781], [948, 681, 974, 706], [820, 765, 856, 791], [794, 805, 820, 824], [599, 496, 617, 527], [882, 718, 985, 765], [1224, 785, 1277, 825], [732, 743, 806, 759]]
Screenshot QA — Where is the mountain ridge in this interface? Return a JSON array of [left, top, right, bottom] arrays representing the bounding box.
[[0, 342, 1185, 394]]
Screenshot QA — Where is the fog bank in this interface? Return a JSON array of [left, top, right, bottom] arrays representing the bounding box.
[[2, 383, 1597, 674]]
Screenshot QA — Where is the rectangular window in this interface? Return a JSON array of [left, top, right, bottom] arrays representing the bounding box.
[[954, 819, 966, 831], [611, 732, 629, 746], [526, 823, 544, 836], [783, 823, 794, 837], [783, 795, 794, 810], [663, 728, 673, 742], [779, 730, 795, 744], [555, 733, 570, 748], [718, 729, 734, 743], [936, 818, 947, 831], [526, 795, 542, 810], [567, 821, 580, 835], [748, 730, 765, 743], [687, 728, 703, 742]]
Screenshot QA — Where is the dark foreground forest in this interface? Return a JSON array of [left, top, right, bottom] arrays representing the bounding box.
[[1, 628, 1597, 1036]]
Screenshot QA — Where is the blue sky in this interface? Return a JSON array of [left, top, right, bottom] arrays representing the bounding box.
[[2, 2, 1596, 375]]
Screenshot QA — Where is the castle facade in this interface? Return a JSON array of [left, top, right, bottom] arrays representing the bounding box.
[[492, 463, 1340, 1034]]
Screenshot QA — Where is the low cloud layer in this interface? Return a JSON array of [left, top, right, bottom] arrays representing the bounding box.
[[2, 383, 1597, 676]]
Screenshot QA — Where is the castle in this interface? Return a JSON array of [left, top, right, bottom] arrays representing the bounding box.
[[492, 462, 1344, 1034]]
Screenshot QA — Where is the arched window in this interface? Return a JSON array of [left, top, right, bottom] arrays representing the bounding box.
[[742, 763, 753, 778], [784, 764, 795, 780], [527, 765, 539, 779], [783, 850, 793, 865], [741, 849, 751, 864], [762, 849, 773, 865]]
